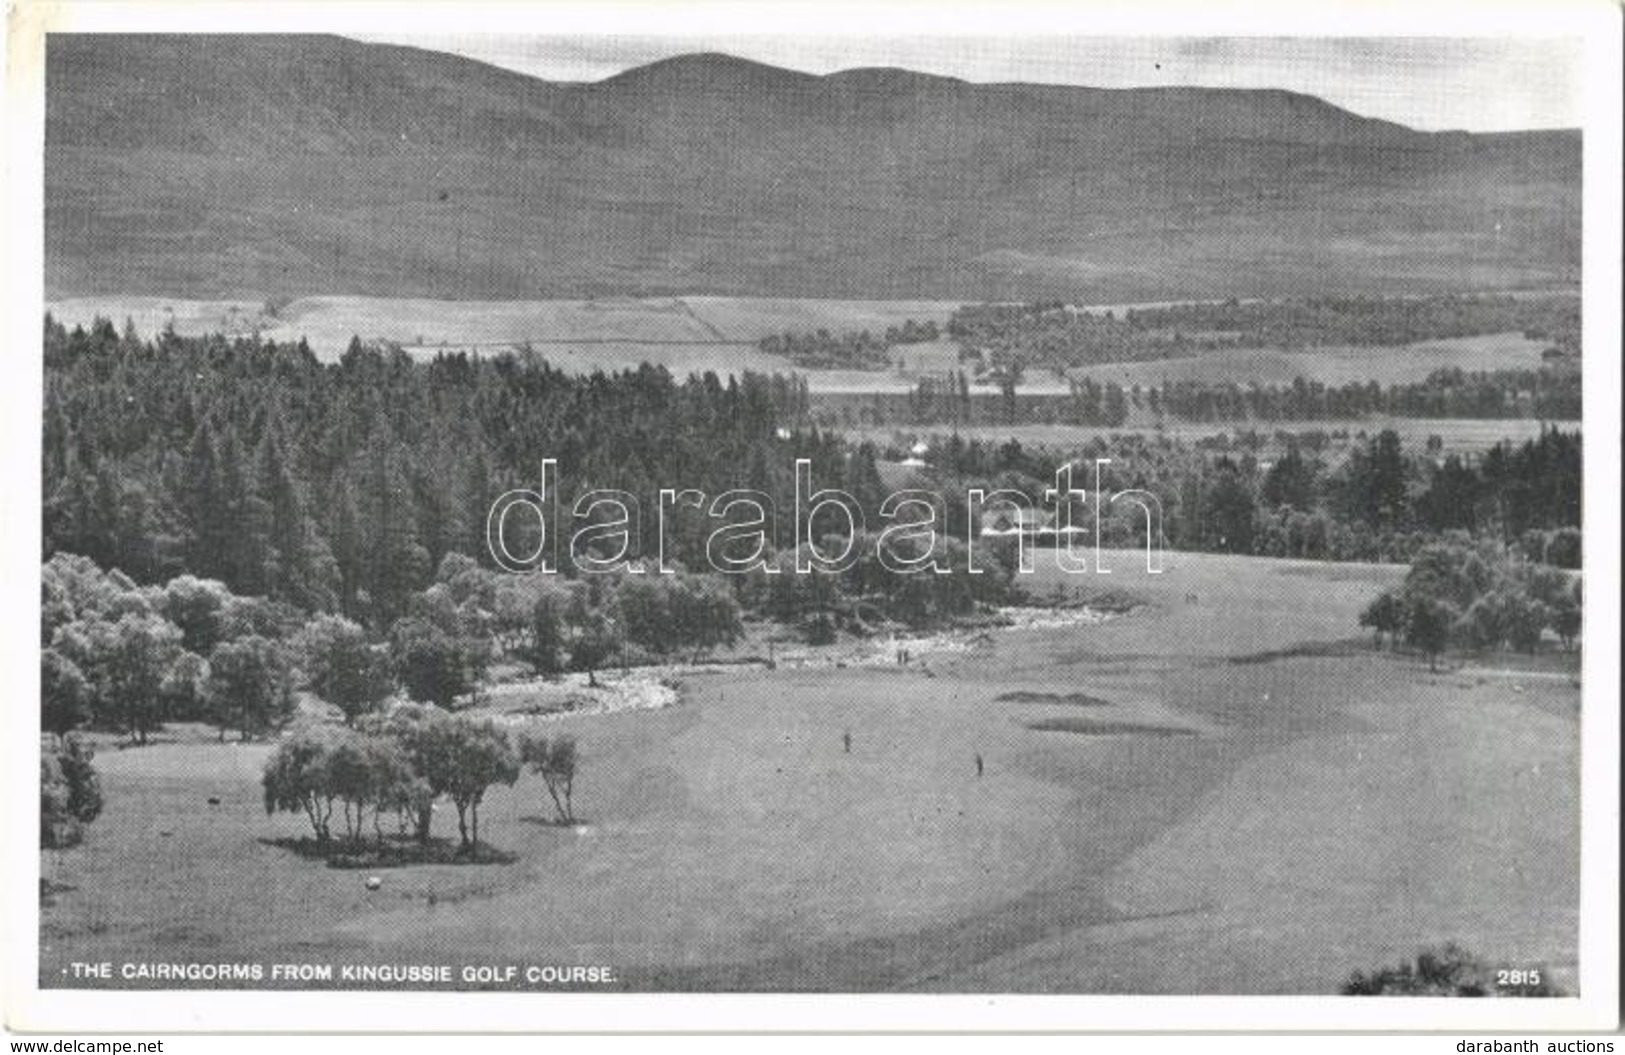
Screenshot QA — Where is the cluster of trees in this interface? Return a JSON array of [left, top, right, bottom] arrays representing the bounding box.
[[261, 706, 579, 855], [41, 318, 1584, 686], [949, 302, 1204, 375], [38, 316, 1048, 653], [932, 296, 1580, 414], [896, 367, 1579, 429], [40, 548, 755, 750], [48, 318, 1580, 624], [743, 534, 1016, 638], [896, 367, 1132, 429], [41, 526, 1013, 851], [42, 316, 834, 626], [866, 426, 1579, 565], [1124, 294, 1580, 352], [1359, 540, 1581, 669], [946, 295, 1580, 379], [904, 372, 977, 426], [881, 319, 943, 346], [456, 531, 1014, 660], [430, 553, 744, 679], [1146, 368, 1579, 423], [43, 554, 304, 745], [1066, 377, 1131, 426], [756, 319, 939, 371]]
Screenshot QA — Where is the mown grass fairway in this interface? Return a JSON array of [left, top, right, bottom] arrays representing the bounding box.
[[39, 551, 1578, 993]]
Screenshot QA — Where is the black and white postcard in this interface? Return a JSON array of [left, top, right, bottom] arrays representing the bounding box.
[[5, 0, 1619, 1036]]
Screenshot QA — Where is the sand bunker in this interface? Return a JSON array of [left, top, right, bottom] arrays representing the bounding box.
[[996, 690, 1114, 707], [1026, 717, 1198, 738]]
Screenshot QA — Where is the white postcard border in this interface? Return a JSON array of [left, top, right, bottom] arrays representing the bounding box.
[[3, 0, 1619, 1034]]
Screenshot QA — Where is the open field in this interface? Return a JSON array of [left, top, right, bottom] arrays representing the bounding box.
[[44, 294, 958, 372], [40, 550, 1579, 993], [47, 295, 1560, 400], [806, 330, 1558, 395], [1070, 331, 1551, 387]]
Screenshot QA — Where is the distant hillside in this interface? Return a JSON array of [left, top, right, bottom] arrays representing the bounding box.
[[45, 35, 1581, 301]]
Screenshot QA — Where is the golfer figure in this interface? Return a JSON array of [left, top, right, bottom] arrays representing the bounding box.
[[975, 753, 984, 778], [843, 730, 852, 754]]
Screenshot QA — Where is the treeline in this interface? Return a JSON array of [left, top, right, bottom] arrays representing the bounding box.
[[756, 319, 940, 370], [944, 294, 1580, 377], [1124, 294, 1579, 351], [898, 367, 1579, 428], [895, 369, 1133, 429], [948, 302, 1196, 373], [40, 550, 752, 749], [1147, 368, 1581, 423], [42, 526, 1025, 747], [1359, 540, 1581, 669], [42, 317, 1580, 613], [44, 316, 828, 627], [885, 426, 1580, 565]]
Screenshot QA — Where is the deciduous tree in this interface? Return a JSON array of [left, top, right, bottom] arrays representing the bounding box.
[[206, 635, 296, 740], [416, 716, 519, 852], [519, 733, 579, 825], [297, 614, 395, 722]]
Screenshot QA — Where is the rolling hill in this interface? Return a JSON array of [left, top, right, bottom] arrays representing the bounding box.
[[44, 35, 1581, 302]]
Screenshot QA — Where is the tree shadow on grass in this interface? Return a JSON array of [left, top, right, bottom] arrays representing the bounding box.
[[514, 814, 590, 829], [259, 835, 518, 868], [1225, 638, 1364, 665]]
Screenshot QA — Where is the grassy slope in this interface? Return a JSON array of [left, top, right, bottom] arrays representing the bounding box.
[[39, 551, 1579, 993]]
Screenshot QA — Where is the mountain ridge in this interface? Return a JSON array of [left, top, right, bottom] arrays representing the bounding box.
[[44, 34, 1581, 301]]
